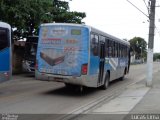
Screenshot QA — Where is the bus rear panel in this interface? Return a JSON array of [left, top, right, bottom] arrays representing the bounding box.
[[36, 24, 91, 86], [0, 22, 12, 82]]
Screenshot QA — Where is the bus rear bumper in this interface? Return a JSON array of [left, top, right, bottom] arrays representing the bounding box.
[[35, 70, 95, 87]]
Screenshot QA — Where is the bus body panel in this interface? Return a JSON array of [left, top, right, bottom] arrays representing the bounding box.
[[89, 27, 130, 87], [36, 24, 90, 85], [36, 23, 130, 88], [0, 22, 12, 82], [104, 57, 129, 81], [0, 48, 10, 71]]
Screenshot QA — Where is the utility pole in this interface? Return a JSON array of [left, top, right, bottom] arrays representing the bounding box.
[[146, 0, 156, 87]]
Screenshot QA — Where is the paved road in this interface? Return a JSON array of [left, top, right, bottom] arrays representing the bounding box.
[[0, 63, 159, 118]]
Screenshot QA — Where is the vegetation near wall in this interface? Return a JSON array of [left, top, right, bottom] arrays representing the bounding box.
[[154, 53, 160, 61], [129, 37, 147, 61], [0, 0, 86, 73], [0, 0, 86, 39]]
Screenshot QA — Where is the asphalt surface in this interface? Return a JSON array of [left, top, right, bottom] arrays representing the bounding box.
[[0, 63, 159, 120]]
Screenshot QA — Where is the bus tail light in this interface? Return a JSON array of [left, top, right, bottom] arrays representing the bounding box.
[[81, 64, 88, 75]]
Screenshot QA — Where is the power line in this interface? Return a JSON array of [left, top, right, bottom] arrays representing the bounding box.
[[143, 0, 150, 14], [126, 0, 149, 18], [126, 0, 160, 39], [127, 0, 160, 36]]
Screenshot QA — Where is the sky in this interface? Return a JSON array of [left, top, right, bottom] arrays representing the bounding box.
[[69, 0, 160, 53]]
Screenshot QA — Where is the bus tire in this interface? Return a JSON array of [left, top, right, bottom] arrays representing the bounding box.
[[78, 86, 84, 93], [120, 68, 126, 81], [120, 76, 124, 81], [65, 84, 84, 93], [101, 72, 110, 90]]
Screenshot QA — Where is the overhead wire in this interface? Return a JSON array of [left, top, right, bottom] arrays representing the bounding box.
[[143, 0, 150, 14], [126, 0, 149, 18], [126, 0, 160, 39], [142, 0, 160, 38]]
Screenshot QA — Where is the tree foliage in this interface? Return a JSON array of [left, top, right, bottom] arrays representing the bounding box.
[[129, 37, 147, 59], [52, 0, 86, 23], [0, 0, 86, 40], [153, 53, 160, 61]]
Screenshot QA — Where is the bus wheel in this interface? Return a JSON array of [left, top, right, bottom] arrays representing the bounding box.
[[101, 72, 110, 90], [72, 85, 84, 93], [120, 68, 126, 81], [79, 86, 83, 93], [120, 75, 124, 81]]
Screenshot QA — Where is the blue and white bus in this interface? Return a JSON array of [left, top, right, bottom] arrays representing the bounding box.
[[36, 23, 130, 89], [0, 22, 12, 82]]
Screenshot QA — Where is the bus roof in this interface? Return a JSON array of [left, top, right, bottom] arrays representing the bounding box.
[[90, 27, 130, 46], [40, 23, 87, 28], [0, 22, 11, 30], [40, 23, 130, 46]]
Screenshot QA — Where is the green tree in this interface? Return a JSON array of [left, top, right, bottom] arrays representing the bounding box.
[[52, 0, 86, 23], [0, 0, 53, 38], [129, 37, 147, 60], [0, 0, 86, 40], [153, 53, 160, 61]]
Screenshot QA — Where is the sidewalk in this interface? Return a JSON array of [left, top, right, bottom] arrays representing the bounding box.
[[129, 71, 160, 114], [91, 71, 160, 114], [73, 71, 160, 120]]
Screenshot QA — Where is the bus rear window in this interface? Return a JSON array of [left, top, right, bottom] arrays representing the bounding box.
[[71, 29, 81, 35], [0, 29, 9, 50]]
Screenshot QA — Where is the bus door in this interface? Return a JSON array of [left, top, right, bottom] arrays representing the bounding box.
[[98, 41, 105, 85]]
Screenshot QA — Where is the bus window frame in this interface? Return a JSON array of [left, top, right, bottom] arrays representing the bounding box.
[[113, 41, 115, 57], [0, 27, 9, 51], [105, 38, 109, 57], [90, 33, 99, 56], [115, 42, 118, 58]]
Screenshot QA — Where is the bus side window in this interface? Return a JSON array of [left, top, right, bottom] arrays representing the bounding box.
[[119, 44, 122, 57], [113, 41, 115, 57], [122, 45, 125, 58], [111, 41, 114, 57], [122, 45, 124, 57], [117, 43, 119, 57], [121, 45, 124, 57], [124, 46, 127, 57], [0, 29, 8, 50], [105, 39, 109, 57], [126, 46, 129, 57], [123, 45, 126, 57], [108, 40, 112, 57], [91, 34, 99, 56], [115, 42, 118, 57]]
